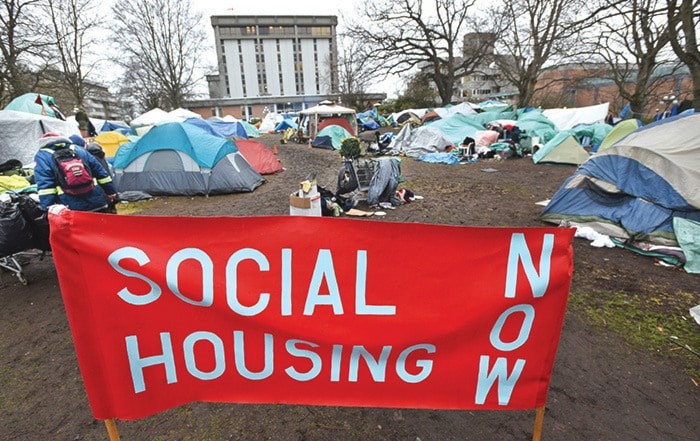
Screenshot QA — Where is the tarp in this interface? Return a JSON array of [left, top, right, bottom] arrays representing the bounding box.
[[673, 217, 700, 273], [514, 109, 558, 144], [569, 123, 613, 149], [0, 110, 81, 166], [541, 112, 700, 246], [235, 139, 283, 175], [422, 112, 492, 146], [542, 103, 609, 131], [385, 125, 454, 158], [113, 122, 264, 196], [259, 112, 284, 133]]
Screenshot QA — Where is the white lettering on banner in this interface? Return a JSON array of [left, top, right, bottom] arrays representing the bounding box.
[[125, 331, 435, 393], [109, 247, 161, 305], [474, 356, 526, 405], [489, 305, 535, 352], [504, 233, 554, 298], [168, 249, 214, 306], [183, 331, 225, 380], [109, 247, 396, 316], [475, 233, 554, 406], [126, 333, 177, 393]]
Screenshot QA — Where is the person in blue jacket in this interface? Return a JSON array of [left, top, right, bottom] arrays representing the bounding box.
[[34, 132, 118, 212]]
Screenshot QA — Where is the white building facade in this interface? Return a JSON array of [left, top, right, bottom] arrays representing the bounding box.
[[194, 15, 339, 119]]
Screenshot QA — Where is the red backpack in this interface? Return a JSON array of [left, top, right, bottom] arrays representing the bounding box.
[[52, 146, 95, 196]]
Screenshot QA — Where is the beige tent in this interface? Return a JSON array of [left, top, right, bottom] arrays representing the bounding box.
[[297, 103, 357, 141]]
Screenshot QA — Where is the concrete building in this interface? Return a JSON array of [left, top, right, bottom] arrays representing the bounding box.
[[187, 15, 358, 121], [457, 32, 519, 103]]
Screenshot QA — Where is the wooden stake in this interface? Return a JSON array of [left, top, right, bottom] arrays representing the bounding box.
[[532, 405, 546, 441], [104, 418, 121, 441]]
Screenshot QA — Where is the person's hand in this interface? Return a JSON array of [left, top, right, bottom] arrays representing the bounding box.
[[106, 194, 118, 203]]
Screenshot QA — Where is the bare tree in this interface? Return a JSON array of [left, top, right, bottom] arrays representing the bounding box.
[[582, 0, 675, 118], [336, 37, 381, 110], [667, 0, 700, 110], [110, 0, 209, 111], [491, 0, 589, 108], [343, 0, 495, 106], [43, 0, 102, 110], [0, 0, 51, 106]]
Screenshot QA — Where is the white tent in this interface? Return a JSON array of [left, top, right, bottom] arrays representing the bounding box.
[[0, 110, 80, 166], [129, 108, 170, 127], [168, 108, 202, 120], [297, 103, 358, 140]]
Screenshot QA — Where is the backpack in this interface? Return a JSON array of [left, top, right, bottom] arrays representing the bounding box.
[[52, 147, 95, 196]]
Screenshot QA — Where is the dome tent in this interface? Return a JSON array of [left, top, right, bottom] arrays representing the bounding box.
[[113, 122, 264, 196], [541, 112, 700, 246]]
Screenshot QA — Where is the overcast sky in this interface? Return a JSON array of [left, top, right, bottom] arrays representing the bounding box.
[[192, 1, 355, 17]]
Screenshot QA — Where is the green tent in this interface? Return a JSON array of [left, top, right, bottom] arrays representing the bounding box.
[[533, 132, 590, 165], [4, 93, 62, 118], [595, 119, 642, 152]]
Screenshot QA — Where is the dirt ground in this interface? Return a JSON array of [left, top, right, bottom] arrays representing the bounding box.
[[1, 132, 698, 441]]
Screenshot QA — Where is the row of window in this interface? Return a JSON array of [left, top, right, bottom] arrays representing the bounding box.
[[218, 25, 332, 37]]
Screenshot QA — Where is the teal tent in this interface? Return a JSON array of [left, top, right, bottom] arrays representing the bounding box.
[[312, 125, 352, 150], [4, 93, 64, 119], [113, 122, 264, 195]]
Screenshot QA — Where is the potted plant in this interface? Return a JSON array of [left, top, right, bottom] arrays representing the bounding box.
[[339, 137, 362, 161]]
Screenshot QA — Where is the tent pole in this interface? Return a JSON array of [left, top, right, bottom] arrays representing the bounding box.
[[532, 405, 546, 441], [104, 418, 121, 441]]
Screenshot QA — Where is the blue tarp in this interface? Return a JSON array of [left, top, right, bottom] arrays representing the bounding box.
[[184, 117, 248, 139], [417, 152, 461, 164]]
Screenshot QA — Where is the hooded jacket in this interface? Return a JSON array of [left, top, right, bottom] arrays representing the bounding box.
[[34, 134, 117, 211]]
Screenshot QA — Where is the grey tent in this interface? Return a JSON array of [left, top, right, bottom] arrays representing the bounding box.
[[112, 122, 264, 196]]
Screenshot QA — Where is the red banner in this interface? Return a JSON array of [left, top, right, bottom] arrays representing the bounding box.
[[49, 208, 574, 420]]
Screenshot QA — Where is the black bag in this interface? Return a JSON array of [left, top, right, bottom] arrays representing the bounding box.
[[52, 147, 94, 196], [17, 195, 51, 251], [0, 201, 33, 256]]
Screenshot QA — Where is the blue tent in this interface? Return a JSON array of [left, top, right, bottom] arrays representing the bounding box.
[[541, 112, 700, 246], [99, 120, 131, 135], [113, 122, 264, 196], [274, 118, 297, 132], [184, 117, 248, 139]]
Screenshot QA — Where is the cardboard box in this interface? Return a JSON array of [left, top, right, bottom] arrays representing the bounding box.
[[289, 183, 322, 216]]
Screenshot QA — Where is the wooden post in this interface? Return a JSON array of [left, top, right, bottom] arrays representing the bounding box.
[[104, 418, 121, 441], [532, 405, 546, 441]]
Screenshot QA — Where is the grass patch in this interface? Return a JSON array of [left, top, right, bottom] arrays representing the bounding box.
[[115, 200, 153, 215], [569, 289, 700, 381]]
